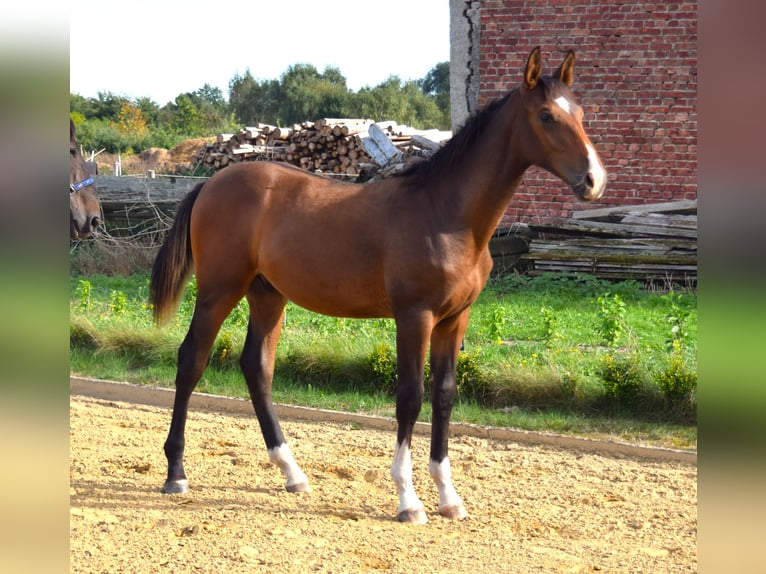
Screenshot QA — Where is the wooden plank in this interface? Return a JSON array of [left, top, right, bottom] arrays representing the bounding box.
[[569, 199, 697, 220], [529, 218, 698, 239], [523, 251, 696, 265], [618, 212, 697, 230], [529, 237, 696, 252], [528, 268, 697, 282], [525, 259, 697, 280]]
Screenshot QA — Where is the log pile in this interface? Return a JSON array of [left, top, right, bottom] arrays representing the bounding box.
[[191, 119, 452, 178]]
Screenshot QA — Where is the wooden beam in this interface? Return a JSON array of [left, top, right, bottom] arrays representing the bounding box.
[[569, 199, 697, 220]]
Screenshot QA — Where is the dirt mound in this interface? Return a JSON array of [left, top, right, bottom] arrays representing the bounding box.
[[95, 138, 215, 176], [138, 147, 172, 165], [168, 137, 215, 164]]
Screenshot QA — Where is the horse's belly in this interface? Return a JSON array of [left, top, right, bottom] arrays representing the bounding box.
[[287, 291, 394, 319], [261, 265, 393, 319]]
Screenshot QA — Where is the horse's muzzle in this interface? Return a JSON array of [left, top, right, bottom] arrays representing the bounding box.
[[577, 144, 607, 201], [576, 172, 606, 201], [70, 215, 101, 240]]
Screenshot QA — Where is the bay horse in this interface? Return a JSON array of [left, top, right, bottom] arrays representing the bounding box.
[[150, 47, 606, 524], [70, 118, 101, 239]]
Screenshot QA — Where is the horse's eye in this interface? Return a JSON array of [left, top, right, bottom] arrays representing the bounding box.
[[539, 111, 555, 125]]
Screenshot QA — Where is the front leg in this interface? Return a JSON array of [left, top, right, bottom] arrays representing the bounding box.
[[390, 311, 432, 524], [391, 440, 427, 524], [269, 444, 310, 493], [428, 457, 467, 520], [428, 309, 471, 520]]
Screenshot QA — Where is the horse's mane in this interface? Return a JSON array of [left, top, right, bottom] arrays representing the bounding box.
[[394, 89, 516, 184], [395, 75, 567, 185]]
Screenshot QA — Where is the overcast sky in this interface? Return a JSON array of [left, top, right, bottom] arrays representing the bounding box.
[[69, 0, 451, 105]]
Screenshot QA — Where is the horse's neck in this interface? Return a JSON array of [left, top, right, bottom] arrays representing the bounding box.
[[442, 105, 529, 249]]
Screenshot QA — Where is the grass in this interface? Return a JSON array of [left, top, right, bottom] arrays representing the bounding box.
[[69, 270, 697, 450]]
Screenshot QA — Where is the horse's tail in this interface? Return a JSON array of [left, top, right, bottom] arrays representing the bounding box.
[[149, 182, 205, 325]]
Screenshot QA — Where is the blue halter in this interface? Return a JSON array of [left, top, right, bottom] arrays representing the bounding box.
[[70, 177, 94, 194]]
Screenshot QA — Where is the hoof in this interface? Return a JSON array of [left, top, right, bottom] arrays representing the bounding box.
[[396, 508, 428, 525], [162, 479, 189, 494], [439, 504, 468, 520], [286, 481, 311, 493]]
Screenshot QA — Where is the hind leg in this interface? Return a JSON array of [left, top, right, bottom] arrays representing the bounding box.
[[163, 291, 243, 494], [241, 277, 309, 493]]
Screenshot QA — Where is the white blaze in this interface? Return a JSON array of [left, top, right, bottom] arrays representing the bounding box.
[[554, 96, 572, 115]]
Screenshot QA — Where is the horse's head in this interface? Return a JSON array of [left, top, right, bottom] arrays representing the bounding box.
[[514, 46, 606, 201], [70, 119, 101, 239]]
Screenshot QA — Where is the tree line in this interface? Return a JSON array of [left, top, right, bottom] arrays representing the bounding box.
[[70, 62, 450, 155]]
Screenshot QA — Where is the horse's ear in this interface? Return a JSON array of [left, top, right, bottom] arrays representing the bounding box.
[[554, 50, 576, 87], [524, 46, 543, 90], [70, 118, 76, 141]]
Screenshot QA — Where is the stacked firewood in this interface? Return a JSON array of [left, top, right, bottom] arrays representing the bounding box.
[[192, 119, 451, 178]]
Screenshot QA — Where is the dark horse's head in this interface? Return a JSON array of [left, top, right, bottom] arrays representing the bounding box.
[[514, 46, 607, 201], [70, 118, 101, 239]]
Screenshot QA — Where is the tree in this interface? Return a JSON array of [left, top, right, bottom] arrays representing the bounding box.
[[91, 91, 131, 121], [279, 64, 349, 125], [70, 93, 97, 120], [419, 62, 450, 128], [113, 102, 148, 138], [229, 69, 261, 125], [195, 83, 226, 109], [346, 76, 443, 129], [172, 93, 205, 136], [419, 62, 450, 98], [135, 97, 161, 126]]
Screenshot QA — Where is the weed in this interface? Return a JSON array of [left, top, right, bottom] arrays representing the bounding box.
[[560, 371, 580, 400], [211, 331, 240, 370], [456, 349, 486, 400], [599, 352, 644, 407], [76, 279, 92, 311], [662, 291, 692, 348], [367, 343, 397, 395], [109, 290, 129, 317], [489, 304, 510, 343], [540, 305, 559, 346], [595, 292, 626, 346], [179, 277, 197, 316], [228, 299, 250, 328], [658, 340, 697, 410]]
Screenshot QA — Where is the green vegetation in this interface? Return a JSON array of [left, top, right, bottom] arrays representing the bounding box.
[[69, 270, 697, 450], [70, 62, 450, 156]]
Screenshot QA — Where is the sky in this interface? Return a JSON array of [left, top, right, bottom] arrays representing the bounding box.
[[70, 0, 451, 106]]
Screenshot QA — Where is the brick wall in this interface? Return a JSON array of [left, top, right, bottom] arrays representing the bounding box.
[[477, 0, 697, 226]]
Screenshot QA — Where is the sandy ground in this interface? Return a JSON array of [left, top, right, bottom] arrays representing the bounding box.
[[70, 395, 696, 573]]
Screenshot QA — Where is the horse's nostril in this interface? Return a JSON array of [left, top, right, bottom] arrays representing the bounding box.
[[91, 216, 101, 229], [585, 173, 595, 189]]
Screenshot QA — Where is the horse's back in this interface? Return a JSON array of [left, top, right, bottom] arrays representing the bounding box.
[[189, 162, 397, 316]]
